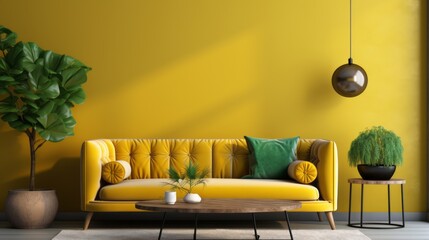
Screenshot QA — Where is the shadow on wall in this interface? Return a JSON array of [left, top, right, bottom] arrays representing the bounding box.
[[37, 157, 81, 211], [0, 119, 82, 211], [0, 122, 28, 202], [307, 75, 338, 107], [3, 157, 82, 212]]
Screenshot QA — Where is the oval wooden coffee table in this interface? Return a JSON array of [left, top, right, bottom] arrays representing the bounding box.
[[136, 198, 302, 240]]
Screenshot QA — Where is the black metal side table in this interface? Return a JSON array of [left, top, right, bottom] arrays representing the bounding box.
[[348, 178, 405, 229]]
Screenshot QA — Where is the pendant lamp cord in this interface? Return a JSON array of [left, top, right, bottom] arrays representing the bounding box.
[[349, 0, 353, 64]]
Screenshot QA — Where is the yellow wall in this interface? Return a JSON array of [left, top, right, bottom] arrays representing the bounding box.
[[0, 0, 426, 213]]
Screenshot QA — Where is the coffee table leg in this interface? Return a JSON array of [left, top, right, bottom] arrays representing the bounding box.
[[284, 211, 294, 240], [158, 212, 167, 240], [194, 213, 198, 240], [252, 213, 260, 240], [348, 182, 352, 226]]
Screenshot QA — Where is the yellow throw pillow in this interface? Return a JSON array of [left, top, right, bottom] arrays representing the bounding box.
[[287, 160, 317, 184], [102, 160, 131, 184]]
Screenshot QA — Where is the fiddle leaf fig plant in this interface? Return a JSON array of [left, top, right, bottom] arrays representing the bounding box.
[[348, 126, 404, 167], [0, 26, 91, 190]]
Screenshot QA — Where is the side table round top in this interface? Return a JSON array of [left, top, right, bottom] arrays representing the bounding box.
[[348, 178, 406, 185], [136, 198, 301, 214]]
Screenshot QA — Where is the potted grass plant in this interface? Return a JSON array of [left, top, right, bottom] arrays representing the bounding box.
[[165, 161, 209, 203], [348, 126, 403, 180], [0, 26, 91, 228]]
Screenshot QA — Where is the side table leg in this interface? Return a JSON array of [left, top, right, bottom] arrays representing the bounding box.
[[252, 213, 260, 240], [401, 184, 405, 227], [388, 184, 391, 224], [284, 211, 294, 240], [360, 184, 364, 228], [348, 183, 352, 225], [158, 212, 167, 240]]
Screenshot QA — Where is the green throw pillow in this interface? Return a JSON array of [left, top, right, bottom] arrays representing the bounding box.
[[243, 136, 299, 179]]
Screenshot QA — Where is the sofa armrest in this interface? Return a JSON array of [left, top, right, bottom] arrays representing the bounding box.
[[311, 140, 338, 211], [80, 139, 116, 211]]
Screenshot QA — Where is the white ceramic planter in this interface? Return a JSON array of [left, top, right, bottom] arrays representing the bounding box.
[[164, 191, 176, 204], [183, 193, 201, 203]]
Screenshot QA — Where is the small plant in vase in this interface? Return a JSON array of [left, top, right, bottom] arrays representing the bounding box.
[[165, 161, 209, 203], [348, 126, 404, 180]]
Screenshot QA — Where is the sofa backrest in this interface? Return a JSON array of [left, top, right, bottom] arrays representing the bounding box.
[[105, 138, 316, 179]]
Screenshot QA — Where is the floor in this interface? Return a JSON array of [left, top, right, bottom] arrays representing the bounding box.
[[0, 220, 428, 240]]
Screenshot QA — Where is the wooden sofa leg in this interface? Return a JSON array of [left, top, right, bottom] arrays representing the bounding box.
[[325, 212, 336, 230], [317, 212, 323, 222], [83, 212, 94, 230]]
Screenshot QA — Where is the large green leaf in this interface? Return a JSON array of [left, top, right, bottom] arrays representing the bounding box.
[[23, 42, 42, 62], [53, 96, 66, 106], [24, 100, 39, 110], [63, 116, 76, 129], [43, 51, 64, 73], [0, 26, 17, 51], [0, 58, 9, 73], [4, 42, 24, 70], [28, 64, 60, 99], [0, 102, 18, 113], [27, 63, 43, 89], [24, 115, 38, 124], [9, 119, 31, 132], [68, 88, 86, 104], [7, 68, 23, 75], [21, 91, 40, 100], [42, 80, 61, 99], [55, 103, 72, 118], [59, 55, 86, 71], [0, 57, 21, 76], [0, 75, 14, 82], [36, 113, 52, 129], [14, 85, 40, 100], [61, 67, 87, 90], [1, 112, 19, 122], [36, 113, 72, 142], [21, 42, 42, 72], [38, 101, 55, 116]]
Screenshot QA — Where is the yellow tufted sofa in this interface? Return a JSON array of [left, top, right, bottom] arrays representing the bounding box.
[[81, 138, 338, 230]]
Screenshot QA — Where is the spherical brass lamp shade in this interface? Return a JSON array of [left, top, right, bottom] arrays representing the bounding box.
[[332, 61, 368, 97]]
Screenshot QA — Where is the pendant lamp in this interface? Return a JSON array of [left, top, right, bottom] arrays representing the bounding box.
[[332, 0, 368, 97]]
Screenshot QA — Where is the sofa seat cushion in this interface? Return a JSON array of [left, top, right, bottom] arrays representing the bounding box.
[[98, 178, 319, 201]]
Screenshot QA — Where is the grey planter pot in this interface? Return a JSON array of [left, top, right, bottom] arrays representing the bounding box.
[[5, 189, 58, 229]]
